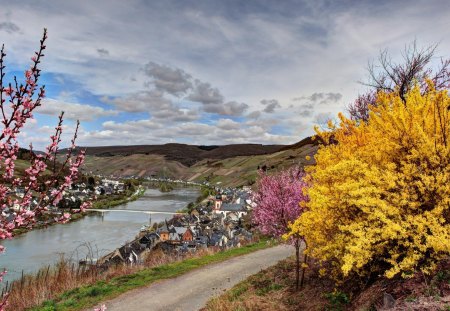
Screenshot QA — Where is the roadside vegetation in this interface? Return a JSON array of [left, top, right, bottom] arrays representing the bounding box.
[[207, 43, 450, 310], [3, 238, 274, 311], [203, 256, 450, 311]]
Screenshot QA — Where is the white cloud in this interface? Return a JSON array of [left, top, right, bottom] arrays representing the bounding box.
[[38, 99, 118, 121], [216, 118, 241, 131]]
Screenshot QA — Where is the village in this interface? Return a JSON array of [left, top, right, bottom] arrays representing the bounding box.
[[97, 185, 255, 266], [3, 177, 135, 231]]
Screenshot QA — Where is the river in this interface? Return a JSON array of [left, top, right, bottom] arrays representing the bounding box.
[[0, 187, 199, 285]]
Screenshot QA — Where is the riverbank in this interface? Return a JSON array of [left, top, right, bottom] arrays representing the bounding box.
[[6, 238, 276, 311], [91, 186, 145, 209], [0, 188, 201, 288]]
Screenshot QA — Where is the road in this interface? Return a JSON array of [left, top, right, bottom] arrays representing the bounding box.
[[100, 245, 294, 311]]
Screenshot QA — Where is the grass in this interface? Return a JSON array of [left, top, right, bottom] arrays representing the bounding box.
[[202, 257, 298, 311], [203, 255, 450, 311], [28, 239, 274, 311]]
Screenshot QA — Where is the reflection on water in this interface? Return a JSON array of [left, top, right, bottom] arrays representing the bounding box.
[[0, 188, 199, 284]]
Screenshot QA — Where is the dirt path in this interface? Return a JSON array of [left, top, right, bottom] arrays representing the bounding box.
[[101, 245, 293, 311]]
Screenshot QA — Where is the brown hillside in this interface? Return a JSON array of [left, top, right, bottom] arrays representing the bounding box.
[[69, 143, 285, 166]]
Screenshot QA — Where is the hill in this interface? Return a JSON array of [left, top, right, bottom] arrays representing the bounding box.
[[78, 138, 320, 187], [70, 143, 284, 167]]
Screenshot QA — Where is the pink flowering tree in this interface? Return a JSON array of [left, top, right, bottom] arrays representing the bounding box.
[[0, 29, 89, 310], [252, 166, 308, 290]]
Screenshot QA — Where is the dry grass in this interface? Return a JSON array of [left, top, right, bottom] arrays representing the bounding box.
[[202, 256, 331, 311], [202, 257, 450, 311], [4, 246, 219, 311]]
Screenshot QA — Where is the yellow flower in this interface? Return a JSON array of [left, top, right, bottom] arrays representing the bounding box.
[[290, 84, 450, 279]]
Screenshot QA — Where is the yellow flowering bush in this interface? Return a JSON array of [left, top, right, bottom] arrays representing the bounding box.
[[289, 84, 450, 279]]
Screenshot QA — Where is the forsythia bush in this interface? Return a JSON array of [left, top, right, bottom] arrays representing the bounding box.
[[289, 84, 450, 279]]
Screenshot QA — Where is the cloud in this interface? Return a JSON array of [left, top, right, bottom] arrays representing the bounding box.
[[298, 104, 314, 117], [261, 99, 281, 113], [246, 111, 261, 119], [106, 90, 200, 122], [38, 99, 118, 121], [216, 118, 241, 130], [103, 119, 161, 131], [70, 117, 299, 147], [186, 81, 249, 116], [97, 48, 110, 57], [222, 101, 249, 116], [291, 92, 343, 119], [105, 90, 170, 113], [175, 123, 213, 136], [187, 81, 223, 105], [0, 22, 20, 34], [152, 108, 199, 122], [144, 62, 193, 96], [293, 92, 343, 105], [108, 62, 249, 117]]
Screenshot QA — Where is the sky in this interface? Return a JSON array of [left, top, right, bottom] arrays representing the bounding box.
[[1, 0, 450, 149]]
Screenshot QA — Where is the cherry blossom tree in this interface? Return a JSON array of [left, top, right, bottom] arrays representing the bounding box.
[[0, 29, 89, 310], [252, 166, 308, 289]]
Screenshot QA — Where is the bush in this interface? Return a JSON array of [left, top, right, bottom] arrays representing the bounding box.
[[290, 84, 450, 279]]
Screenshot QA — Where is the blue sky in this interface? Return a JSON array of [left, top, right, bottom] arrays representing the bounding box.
[[1, 0, 450, 149]]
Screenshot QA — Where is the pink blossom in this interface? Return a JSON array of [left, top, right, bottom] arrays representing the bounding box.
[[79, 201, 92, 212], [0, 29, 90, 308], [252, 167, 308, 241], [3, 86, 13, 96], [14, 215, 24, 226]]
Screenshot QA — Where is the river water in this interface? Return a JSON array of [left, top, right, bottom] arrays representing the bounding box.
[[0, 187, 199, 285]]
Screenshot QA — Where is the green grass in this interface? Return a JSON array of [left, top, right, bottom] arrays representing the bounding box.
[[30, 239, 274, 311]]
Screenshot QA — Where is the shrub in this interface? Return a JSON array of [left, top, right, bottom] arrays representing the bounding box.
[[290, 84, 450, 279]]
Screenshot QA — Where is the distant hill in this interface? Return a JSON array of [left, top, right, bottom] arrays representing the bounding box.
[[75, 138, 320, 187], [69, 143, 285, 166]]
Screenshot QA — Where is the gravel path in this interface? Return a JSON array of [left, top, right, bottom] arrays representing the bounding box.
[[101, 245, 293, 311]]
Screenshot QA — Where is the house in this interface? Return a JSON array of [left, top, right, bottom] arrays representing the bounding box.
[[220, 202, 247, 218], [157, 224, 170, 241], [139, 232, 160, 248], [194, 235, 208, 246], [209, 232, 228, 247], [181, 227, 194, 241], [170, 226, 194, 241], [169, 226, 181, 241]]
